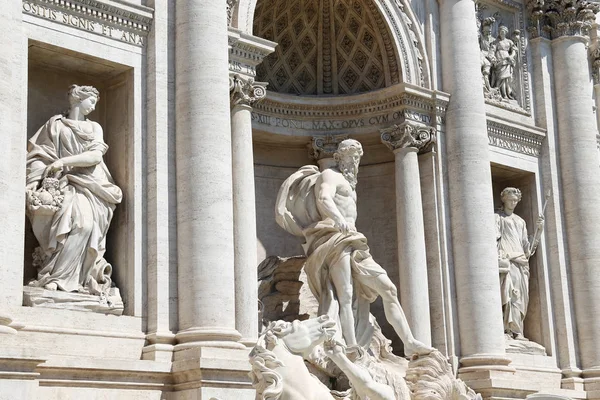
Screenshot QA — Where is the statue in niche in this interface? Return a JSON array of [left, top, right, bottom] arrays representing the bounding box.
[[25, 85, 122, 306], [275, 139, 432, 357], [491, 25, 520, 101], [496, 187, 544, 341]]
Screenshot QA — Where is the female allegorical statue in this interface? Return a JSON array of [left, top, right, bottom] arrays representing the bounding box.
[[491, 25, 518, 101], [26, 84, 122, 295], [496, 187, 543, 340]]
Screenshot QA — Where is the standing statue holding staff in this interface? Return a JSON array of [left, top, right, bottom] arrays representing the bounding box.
[[276, 139, 432, 356], [495, 187, 546, 340]]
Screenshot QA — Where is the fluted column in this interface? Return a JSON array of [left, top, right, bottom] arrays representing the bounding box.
[[175, 0, 242, 349], [0, 0, 26, 335], [543, 3, 600, 373], [230, 75, 266, 345], [380, 122, 434, 346], [439, 0, 509, 370], [528, 0, 600, 375]]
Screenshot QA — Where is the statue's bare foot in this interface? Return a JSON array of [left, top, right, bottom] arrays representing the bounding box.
[[404, 338, 434, 358], [44, 282, 58, 291]]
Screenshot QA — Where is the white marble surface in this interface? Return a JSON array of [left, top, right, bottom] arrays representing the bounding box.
[[439, 0, 508, 369], [174, 0, 240, 349]]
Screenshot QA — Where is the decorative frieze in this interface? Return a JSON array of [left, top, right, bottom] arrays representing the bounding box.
[[526, 0, 600, 40], [380, 122, 436, 153], [229, 74, 268, 108], [22, 0, 152, 47], [487, 120, 544, 156]]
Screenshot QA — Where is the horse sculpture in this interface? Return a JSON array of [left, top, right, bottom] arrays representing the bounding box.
[[249, 315, 395, 400]]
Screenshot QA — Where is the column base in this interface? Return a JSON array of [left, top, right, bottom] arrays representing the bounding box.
[[171, 346, 254, 400], [142, 332, 177, 362], [582, 368, 600, 399], [458, 353, 514, 373], [561, 367, 583, 391], [174, 327, 245, 351], [459, 353, 591, 399]]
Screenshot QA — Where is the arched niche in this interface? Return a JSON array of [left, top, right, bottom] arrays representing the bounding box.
[[234, 0, 431, 89], [246, 0, 445, 351]]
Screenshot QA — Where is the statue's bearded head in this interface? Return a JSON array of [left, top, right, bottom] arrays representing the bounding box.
[[334, 139, 363, 189]]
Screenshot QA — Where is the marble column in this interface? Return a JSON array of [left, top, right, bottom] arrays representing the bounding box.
[[174, 0, 242, 349], [527, 0, 600, 375], [439, 0, 509, 370], [380, 122, 434, 346], [529, 32, 580, 383], [0, 0, 26, 335], [230, 75, 267, 345], [552, 35, 600, 373]]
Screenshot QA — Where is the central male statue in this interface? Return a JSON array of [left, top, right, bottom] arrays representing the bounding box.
[[276, 139, 431, 356]]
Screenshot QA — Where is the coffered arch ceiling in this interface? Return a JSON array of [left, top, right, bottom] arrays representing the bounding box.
[[253, 0, 403, 96]]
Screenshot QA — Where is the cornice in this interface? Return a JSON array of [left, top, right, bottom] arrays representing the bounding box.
[[254, 85, 448, 120], [25, 0, 152, 32], [228, 28, 277, 78], [22, 0, 152, 47]]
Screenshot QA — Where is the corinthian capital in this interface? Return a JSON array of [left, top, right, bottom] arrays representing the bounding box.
[[380, 122, 436, 153], [229, 74, 268, 108], [526, 0, 600, 39], [309, 134, 350, 161]]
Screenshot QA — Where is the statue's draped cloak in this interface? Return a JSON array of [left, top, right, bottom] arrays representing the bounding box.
[[26, 115, 122, 293], [495, 211, 530, 334], [276, 165, 386, 346]]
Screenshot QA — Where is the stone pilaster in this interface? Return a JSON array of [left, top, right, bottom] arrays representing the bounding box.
[[380, 122, 435, 346], [174, 0, 242, 350], [230, 74, 267, 345], [439, 0, 510, 373], [143, 0, 176, 361], [0, 0, 26, 335]]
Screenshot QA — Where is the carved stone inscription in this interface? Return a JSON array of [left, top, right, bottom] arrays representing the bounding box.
[[22, 1, 146, 46], [251, 110, 441, 132]]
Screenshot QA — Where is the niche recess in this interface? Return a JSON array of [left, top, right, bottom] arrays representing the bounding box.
[[491, 163, 549, 354], [24, 41, 135, 314]]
